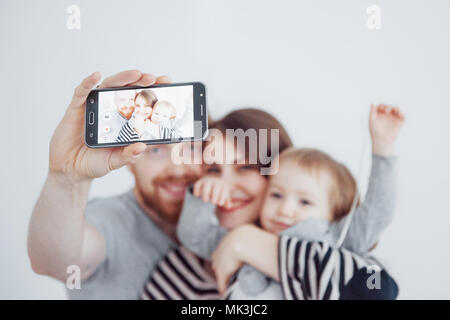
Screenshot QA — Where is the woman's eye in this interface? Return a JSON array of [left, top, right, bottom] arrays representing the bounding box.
[[206, 167, 221, 174], [270, 192, 282, 199], [238, 165, 255, 172]]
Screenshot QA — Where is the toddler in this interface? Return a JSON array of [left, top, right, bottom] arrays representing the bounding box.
[[177, 104, 405, 298], [142, 101, 182, 140]]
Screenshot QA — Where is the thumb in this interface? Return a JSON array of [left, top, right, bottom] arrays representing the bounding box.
[[108, 143, 146, 171], [216, 270, 228, 296]]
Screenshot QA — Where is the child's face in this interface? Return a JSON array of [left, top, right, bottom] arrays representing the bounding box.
[[134, 95, 153, 118], [260, 161, 333, 234], [151, 103, 173, 124], [203, 138, 268, 230]]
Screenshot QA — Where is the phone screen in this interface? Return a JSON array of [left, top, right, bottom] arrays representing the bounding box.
[[96, 84, 195, 145]]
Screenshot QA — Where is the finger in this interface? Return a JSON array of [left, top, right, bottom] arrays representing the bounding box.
[[107, 142, 147, 172], [202, 180, 213, 202], [215, 269, 228, 296], [225, 196, 233, 209], [99, 70, 143, 88], [385, 105, 392, 114], [155, 75, 171, 84], [211, 183, 222, 205], [193, 180, 203, 198], [369, 104, 377, 120], [70, 72, 102, 109], [218, 187, 228, 206], [129, 73, 157, 87]]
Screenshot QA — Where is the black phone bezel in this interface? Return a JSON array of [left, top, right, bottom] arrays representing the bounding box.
[[84, 82, 207, 148]]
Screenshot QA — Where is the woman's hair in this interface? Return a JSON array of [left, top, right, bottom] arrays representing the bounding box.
[[136, 89, 158, 107], [278, 147, 359, 222], [207, 108, 293, 172]]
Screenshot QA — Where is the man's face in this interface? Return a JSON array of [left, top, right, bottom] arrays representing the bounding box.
[[115, 90, 136, 119], [129, 143, 203, 223]]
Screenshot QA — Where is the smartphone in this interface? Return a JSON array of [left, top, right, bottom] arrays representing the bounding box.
[[85, 82, 207, 148]]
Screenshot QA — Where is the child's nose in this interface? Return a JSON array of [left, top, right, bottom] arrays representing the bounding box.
[[278, 200, 295, 218]]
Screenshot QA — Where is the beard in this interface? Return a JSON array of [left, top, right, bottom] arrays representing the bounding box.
[[134, 174, 198, 224]]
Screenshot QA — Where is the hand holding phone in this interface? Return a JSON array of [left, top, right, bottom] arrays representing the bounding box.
[[48, 70, 171, 181], [85, 82, 208, 148]]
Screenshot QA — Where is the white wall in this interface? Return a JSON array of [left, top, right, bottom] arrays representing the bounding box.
[[1, 0, 449, 299]]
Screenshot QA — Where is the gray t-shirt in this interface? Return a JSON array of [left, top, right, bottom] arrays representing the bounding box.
[[67, 190, 176, 300]]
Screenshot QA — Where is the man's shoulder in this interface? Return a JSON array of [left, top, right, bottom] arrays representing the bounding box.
[[85, 190, 142, 229], [87, 191, 133, 212]]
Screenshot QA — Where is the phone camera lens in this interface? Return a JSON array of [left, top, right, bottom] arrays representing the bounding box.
[[89, 98, 95, 104]]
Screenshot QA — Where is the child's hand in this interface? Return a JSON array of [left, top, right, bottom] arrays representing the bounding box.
[[369, 104, 405, 157], [193, 177, 233, 208]]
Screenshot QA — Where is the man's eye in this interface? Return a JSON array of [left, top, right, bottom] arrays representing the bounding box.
[[150, 147, 161, 154], [270, 192, 282, 199]]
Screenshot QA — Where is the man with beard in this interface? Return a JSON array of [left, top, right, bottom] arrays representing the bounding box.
[[27, 70, 203, 299]]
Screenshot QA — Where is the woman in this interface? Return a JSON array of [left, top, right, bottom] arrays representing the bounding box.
[[116, 89, 158, 142], [140, 108, 293, 299]]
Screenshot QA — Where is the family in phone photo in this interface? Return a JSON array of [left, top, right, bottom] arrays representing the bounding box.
[[97, 86, 194, 144]]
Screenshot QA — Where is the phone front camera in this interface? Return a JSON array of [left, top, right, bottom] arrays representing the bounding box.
[[89, 98, 95, 104]]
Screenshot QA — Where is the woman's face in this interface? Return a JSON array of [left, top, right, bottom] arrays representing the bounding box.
[[134, 95, 153, 119], [204, 138, 268, 230]]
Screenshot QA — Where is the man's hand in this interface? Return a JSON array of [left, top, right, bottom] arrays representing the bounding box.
[[49, 70, 171, 182], [193, 176, 233, 208], [369, 104, 405, 157]]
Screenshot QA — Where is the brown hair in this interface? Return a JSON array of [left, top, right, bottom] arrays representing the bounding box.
[[136, 90, 158, 106], [207, 108, 293, 171], [279, 147, 359, 222]]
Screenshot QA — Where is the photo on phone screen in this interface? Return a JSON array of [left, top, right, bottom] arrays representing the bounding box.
[[85, 83, 207, 147]]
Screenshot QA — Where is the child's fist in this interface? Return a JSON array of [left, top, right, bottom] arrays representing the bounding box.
[[369, 104, 405, 157], [193, 177, 232, 208]]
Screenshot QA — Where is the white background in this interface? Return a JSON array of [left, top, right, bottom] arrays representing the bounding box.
[[1, 0, 449, 299]]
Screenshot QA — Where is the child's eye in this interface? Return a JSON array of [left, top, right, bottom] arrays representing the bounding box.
[[300, 199, 311, 206], [270, 192, 282, 199]]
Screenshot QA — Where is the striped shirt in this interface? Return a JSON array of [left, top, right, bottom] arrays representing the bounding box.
[[159, 125, 181, 140], [116, 122, 139, 143], [140, 238, 398, 300], [140, 246, 220, 300], [116, 122, 181, 143]]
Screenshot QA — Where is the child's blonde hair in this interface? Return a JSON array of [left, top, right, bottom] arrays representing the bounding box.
[[278, 147, 359, 222]]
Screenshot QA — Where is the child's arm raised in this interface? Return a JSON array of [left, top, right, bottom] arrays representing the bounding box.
[[177, 177, 232, 260], [332, 104, 405, 255]]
